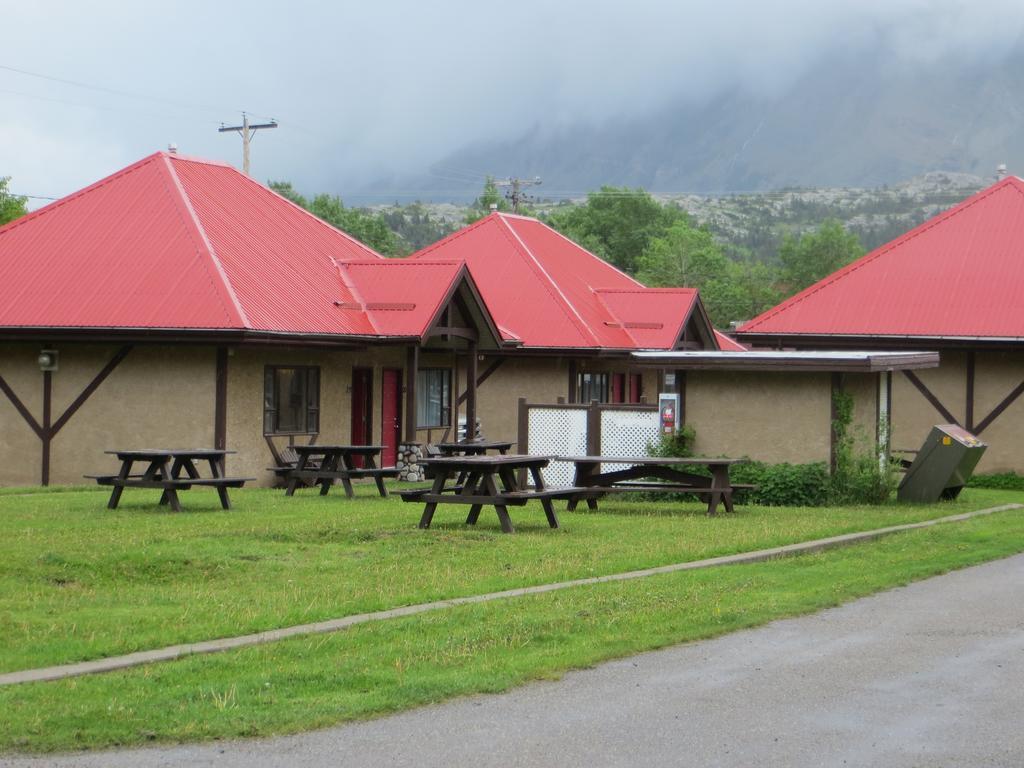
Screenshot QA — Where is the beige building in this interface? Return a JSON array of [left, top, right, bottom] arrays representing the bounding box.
[[739, 177, 1024, 473], [0, 151, 941, 489]]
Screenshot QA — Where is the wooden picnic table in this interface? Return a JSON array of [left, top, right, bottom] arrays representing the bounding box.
[[399, 454, 594, 534], [434, 440, 514, 485], [435, 440, 513, 456], [86, 449, 253, 512], [559, 456, 751, 516], [281, 444, 398, 498]]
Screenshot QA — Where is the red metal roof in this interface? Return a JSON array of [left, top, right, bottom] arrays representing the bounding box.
[[336, 261, 466, 338], [713, 330, 748, 351], [410, 213, 715, 350], [0, 152, 473, 339], [740, 177, 1024, 340]]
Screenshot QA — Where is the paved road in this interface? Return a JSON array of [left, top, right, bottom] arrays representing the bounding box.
[[6, 553, 1024, 768]]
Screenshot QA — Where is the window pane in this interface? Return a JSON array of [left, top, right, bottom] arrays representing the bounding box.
[[417, 369, 451, 427], [275, 368, 306, 432], [578, 372, 609, 404], [264, 366, 320, 434], [264, 368, 275, 434]]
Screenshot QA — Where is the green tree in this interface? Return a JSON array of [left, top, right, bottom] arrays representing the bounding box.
[[544, 187, 682, 273], [0, 177, 29, 227], [778, 219, 864, 293], [268, 181, 403, 256], [465, 176, 510, 224], [637, 218, 781, 327]]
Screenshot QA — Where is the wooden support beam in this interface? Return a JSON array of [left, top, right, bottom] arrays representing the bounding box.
[[902, 370, 958, 425], [456, 357, 505, 406], [974, 379, 1024, 435], [465, 341, 478, 440], [405, 345, 419, 443], [568, 360, 578, 404], [41, 371, 52, 486], [965, 350, 976, 431], [3, 345, 132, 486], [49, 345, 133, 435], [0, 373, 44, 438], [214, 347, 228, 455]]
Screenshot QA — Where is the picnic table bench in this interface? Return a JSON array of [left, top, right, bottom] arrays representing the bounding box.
[[277, 444, 398, 498], [86, 449, 253, 512], [559, 456, 752, 516], [399, 454, 598, 533]]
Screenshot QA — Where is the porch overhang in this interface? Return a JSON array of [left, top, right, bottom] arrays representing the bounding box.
[[631, 350, 940, 373]]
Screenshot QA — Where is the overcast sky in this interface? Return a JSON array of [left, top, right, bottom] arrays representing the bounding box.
[[3, 0, 1023, 206]]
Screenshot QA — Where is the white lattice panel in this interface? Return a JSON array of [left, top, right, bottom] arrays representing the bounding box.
[[600, 409, 659, 473], [527, 407, 587, 487]]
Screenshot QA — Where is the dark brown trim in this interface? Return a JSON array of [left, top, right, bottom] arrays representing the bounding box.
[[965, 350, 976, 431], [0, 373, 44, 438], [50, 345, 133, 435], [902, 370, 958, 425], [974, 379, 1024, 435], [586, 400, 601, 455], [404, 345, 419, 443], [214, 347, 228, 452], [41, 370, 52, 486], [517, 397, 529, 454], [568, 359, 578, 403], [737, 332, 1024, 351], [2, 345, 132, 485], [465, 341, 478, 440], [632, 351, 939, 373], [456, 357, 506, 406]]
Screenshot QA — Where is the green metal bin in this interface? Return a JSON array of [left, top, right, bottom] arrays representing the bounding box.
[[897, 424, 987, 503]]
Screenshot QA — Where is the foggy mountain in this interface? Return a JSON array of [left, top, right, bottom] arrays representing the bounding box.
[[397, 41, 1024, 198]]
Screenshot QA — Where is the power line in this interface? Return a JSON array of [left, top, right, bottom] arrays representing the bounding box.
[[9, 192, 57, 201], [0, 62, 275, 121], [219, 113, 277, 175], [495, 176, 542, 213]]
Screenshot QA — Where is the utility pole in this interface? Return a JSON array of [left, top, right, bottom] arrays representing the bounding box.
[[495, 176, 542, 213], [218, 113, 277, 175]]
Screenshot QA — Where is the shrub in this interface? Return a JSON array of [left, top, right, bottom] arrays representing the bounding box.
[[829, 388, 897, 505], [731, 462, 831, 507], [649, 425, 697, 458], [649, 413, 895, 507], [968, 472, 1024, 491]]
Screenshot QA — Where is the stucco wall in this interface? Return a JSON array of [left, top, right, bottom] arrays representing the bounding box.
[[972, 351, 1024, 472], [891, 350, 1024, 473], [469, 357, 571, 445], [842, 372, 882, 456], [0, 343, 216, 487], [226, 346, 408, 485], [685, 371, 833, 464], [0, 344, 47, 486]]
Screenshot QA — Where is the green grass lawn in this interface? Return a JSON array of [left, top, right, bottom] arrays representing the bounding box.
[[0, 485, 1019, 678], [1, 493, 1023, 753]]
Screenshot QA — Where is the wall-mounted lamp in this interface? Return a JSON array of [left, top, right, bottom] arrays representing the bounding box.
[[37, 349, 59, 372]]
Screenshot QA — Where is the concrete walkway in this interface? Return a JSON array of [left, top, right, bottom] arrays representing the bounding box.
[[6, 550, 1024, 767]]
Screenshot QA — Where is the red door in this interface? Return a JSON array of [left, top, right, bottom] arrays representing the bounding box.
[[611, 373, 625, 404], [381, 368, 402, 467], [628, 373, 642, 403], [350, 368, 373, 468]]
